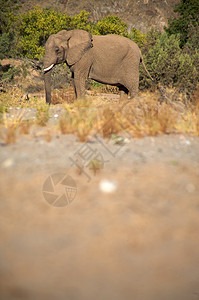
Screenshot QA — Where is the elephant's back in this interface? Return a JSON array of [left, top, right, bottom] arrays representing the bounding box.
[[92, 34, 140, 55]]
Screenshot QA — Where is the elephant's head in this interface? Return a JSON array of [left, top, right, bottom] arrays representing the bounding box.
[[43, 29, 93, 104]]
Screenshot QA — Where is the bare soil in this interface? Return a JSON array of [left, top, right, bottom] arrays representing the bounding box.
[[0, 102, 199, 300]]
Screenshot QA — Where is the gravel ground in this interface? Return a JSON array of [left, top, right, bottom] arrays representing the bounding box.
[[0, 108, 199, 300]]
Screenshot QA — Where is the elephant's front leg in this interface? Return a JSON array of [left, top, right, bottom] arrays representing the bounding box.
[[74, 71, 87, 99], [70, 72, 77, 98]]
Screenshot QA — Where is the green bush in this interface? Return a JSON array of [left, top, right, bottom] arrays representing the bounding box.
[[128, 28, 146, 47], [176, 52, 199, 91], [0, 33, 13, 59], [140, 30, 199, 92], [69, 10, 93, 32], [0, 62, 21, 83], [14, 7, 73, 59], [183, 24, 199, 55], [93, 15, 128, 36], [165, 0, 199, 47], [0, 0, 19, 34], [13, 8, 93, 59], [11, 8, 130, 59]]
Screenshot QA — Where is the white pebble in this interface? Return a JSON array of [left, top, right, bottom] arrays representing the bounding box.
[[99, 179, 117, 193], [54, 114, 59, 118], [124, 138, 130, 143], [2, 158, 14, 168]]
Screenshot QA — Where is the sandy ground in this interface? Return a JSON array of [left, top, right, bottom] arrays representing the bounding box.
[[0, 122, 199, 300]]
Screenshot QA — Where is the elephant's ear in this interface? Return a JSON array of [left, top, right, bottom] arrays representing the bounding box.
[[65, 30, 92, 66]]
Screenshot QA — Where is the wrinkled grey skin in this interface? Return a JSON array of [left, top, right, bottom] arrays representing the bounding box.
[[44, 29, 153, 104]]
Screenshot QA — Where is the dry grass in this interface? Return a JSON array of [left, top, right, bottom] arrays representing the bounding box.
[[0, 86, 45, 108], [19, 120, 31, 134], [0, 125, 17, 144], [91, 83, 120, 95], [0, 108, 25, 144], [0, 86, 199, 146], [51, 88, 75, 105], [36, 105, 50, 126], [58, 89, 199, 140], [59, 99, 98, 142], [120, 98, 178, 137]]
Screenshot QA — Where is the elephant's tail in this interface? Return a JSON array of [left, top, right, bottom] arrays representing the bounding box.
[[140, 56, 154, 82]]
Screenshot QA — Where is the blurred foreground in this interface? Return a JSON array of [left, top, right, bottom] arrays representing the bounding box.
[[0, 133, 199, 300]]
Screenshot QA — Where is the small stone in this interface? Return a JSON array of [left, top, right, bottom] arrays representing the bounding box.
[[54, 114, 59, 118], [2, 158, 14, 168], [124, 138, 130, 144], [99, 179, 117, 193]]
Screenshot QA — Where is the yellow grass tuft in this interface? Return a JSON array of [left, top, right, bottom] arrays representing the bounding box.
[[0, 125, 17, 145], [36, 105, 50, 126], [0, 108, 26, 144], [51, 88, 75, 105], [19, 120, 31, 134]]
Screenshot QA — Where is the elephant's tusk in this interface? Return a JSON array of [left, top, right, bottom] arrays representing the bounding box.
[[44, 64, 54, 72]]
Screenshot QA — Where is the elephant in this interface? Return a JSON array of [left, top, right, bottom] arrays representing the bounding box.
[[43, 29, 153, 104]]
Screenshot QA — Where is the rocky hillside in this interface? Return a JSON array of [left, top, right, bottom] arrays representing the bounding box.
[[19, 0, 180, 33]]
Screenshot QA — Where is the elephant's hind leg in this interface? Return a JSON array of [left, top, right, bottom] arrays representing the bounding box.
[[128, 78, 139, 99], [118, 84, 129, 100]]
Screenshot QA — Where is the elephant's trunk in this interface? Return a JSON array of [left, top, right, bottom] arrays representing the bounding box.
[[43, 52, 55, 104], [44, 69, 52, 104]]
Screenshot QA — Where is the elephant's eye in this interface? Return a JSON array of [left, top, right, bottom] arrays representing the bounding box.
[[55, 47, 59, 54]]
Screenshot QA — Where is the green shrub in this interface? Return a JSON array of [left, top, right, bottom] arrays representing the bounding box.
[[93, 15, 128, 36], [69, 10, 93, 32], [140, 30, 199, 92], [13, 8, 97, 59], [165, 0, 199, 47], [0, 62, 21, 83], [183, 24, 199, 55], [128, 28, 146, 47], [0, 33, 13, 59], [176, 52, 199, 91], [0, 0, 19, 35], [11, 8, 130, 59], [14, 7, 72, 59]]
